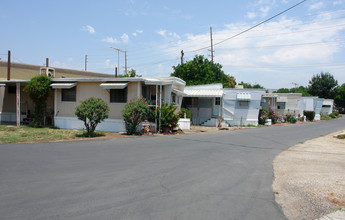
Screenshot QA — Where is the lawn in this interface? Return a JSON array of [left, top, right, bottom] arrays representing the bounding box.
[[0, 126, 103, 144]]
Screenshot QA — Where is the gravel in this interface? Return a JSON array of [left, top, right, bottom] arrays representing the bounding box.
[[273, 130, 345, 220]]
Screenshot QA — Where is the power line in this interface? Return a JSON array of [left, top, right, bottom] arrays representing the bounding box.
[[190, 0, 307, 53]]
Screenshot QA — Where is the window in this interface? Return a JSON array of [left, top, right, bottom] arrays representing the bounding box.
[[61, 87, 76, 102], [277, 102, 285, 109], [8, 85, 16, 94], [110, 88, 127, 103], [239, 101, 249, 106], [215, 97, 221, 105]]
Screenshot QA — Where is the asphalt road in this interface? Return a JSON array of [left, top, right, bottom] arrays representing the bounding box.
[[1, 117, 344, 220]]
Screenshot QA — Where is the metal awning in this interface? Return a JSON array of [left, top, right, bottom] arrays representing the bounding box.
[[51, 83, 76, 89], [100, 83, 128, 89], [144, 78, 172, 85], [277, 97, 288, 102], [184, 89, 223, 97], [172, 88, 187, 96], [237, 93, 251, 100]]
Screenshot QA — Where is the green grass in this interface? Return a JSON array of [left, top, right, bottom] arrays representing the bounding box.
[[336, 134, 345, 139], [0, 125, 84, 144]]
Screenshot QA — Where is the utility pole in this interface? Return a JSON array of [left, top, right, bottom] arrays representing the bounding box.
[[7, 50, 11, 80], [209, 26, 214, 62], [85, 55, 88, 71], [110, 47, 126, 75], [181, 50, 184, 65], [125, 51, 127, 75]]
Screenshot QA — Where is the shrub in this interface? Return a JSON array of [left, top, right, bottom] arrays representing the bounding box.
[[329, 112, 338, 118], [259, 108, 269, 125], [24, 75, 52, 127], [268, 107, 278, 124], [303, 111, 315, 121], [286, 114, 297, 123], [122, 98, 150, 135], [75, 97, 109, 136], [321, 114, 332, 120], [178, 108, 192, 119], [156, 103, 179, 133]]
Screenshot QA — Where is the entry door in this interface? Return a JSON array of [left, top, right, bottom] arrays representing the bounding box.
[[213, 97, 221, 117]]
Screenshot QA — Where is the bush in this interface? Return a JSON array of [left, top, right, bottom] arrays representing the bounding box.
[[122, 98, 150, 135], [329, 112, 338, 118], [178, 108, 192, 119], [156, 103, 179, 133], [24, 75, 52, 127], [75, 97, 109, 135], [268, 107, 278, 124], [303, 111, 315, 121], [259, 108, 269, 125], [286, 114, 297, 123]]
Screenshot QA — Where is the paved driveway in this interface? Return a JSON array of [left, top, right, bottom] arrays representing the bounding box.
[[1, 117, 344, 220]]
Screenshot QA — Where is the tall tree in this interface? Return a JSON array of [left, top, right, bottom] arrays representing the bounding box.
[[335, 83, 345, 108], [274, 86, 310, 96], [238, 81, 265, 89], [171, 55, 235, 88], [308, 72, 338, 99]]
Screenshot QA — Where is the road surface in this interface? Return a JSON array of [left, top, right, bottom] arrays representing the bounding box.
[[1, 117, 344, 220]]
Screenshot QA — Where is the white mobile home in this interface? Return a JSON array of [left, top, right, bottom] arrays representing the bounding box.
[[320, 99, 334, 115], [223, 89, 266, 126]]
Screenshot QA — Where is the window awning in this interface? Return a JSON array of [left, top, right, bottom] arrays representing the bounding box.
[[51, 83, 76, 89], [277, 97, 288, 102], [172, 88, 187, 96], [237, 93, 251, 100], [100, 83, 128, 89], [184, 89, 223, 97]]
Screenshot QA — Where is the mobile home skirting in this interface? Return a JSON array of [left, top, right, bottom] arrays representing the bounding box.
[[54, 116, 126, 132]]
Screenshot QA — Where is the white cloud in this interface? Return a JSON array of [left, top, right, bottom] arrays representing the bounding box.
[[154, 14, 345, 88], [260, 6, 270, 17], [102, 37, 119, 44], [309, 2, 324, 10], [121, 33, 129, 43], [247, 12, 257, 19], [333, 0, 344, 5], [157, 29, 167, 36], [82, 25, 96, 34], [133, 30, 144, 37]]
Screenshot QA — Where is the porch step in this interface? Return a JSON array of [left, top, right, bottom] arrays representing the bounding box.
[[201, 118, 217, 127]]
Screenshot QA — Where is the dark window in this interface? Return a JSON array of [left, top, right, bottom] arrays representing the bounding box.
[[277, 102, 285, 109], [61, 87, 76, 102], [239, 101, 249, 106], [8, 86, 16, 94], [215, 97, 221, 105], [110, 88, 127, 103]]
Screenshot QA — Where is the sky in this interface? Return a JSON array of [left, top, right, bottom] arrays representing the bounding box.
[[1, 0, 345, 89]]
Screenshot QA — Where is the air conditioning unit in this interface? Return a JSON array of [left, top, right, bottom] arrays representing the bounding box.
[[40, 67, 55, 78]]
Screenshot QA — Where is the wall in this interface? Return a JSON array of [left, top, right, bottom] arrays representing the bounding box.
[[55, 81, 139, 119], [223, 89, 265, 126], [0, 83, 34, 123]]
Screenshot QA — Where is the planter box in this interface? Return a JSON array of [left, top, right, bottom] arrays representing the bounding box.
[[265, 119, 272, 126]]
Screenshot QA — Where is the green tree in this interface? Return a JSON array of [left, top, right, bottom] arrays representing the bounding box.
[[274, 86, 310, 96], [75, 97, 109, 136], [122, 98, 150, 135], [335, 83, 345, 108], [118, 69, 142, 78], [308, 72, 338, 99], [171, 55, 235, 88], [24, 75, 52, 127], [238, 81, 265, 89]]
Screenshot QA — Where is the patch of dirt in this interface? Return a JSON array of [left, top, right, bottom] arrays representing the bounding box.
[[273, 130, 345, 220]]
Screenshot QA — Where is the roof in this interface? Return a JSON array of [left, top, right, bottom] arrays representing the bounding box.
[[0, 61, 111, 80]]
